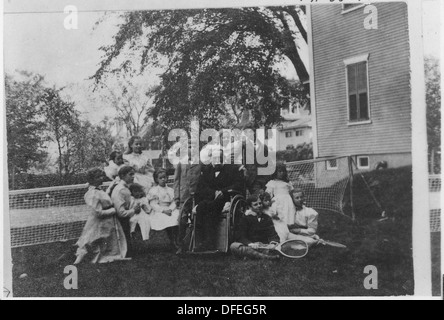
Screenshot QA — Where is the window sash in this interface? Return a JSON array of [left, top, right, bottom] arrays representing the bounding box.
[[326, 159, 338, 170], [347, 62, 369, 121], [357, 156, 370, 169]]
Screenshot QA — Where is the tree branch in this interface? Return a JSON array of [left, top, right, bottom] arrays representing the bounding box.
[[282, 6, 307, 43]]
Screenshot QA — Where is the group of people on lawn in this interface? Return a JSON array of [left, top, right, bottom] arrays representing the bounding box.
[[74, 135, 319, 264]]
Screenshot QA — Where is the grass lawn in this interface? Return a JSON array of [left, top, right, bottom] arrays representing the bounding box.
[[11, 211, 415, 297], [9, 166, 439, 297]]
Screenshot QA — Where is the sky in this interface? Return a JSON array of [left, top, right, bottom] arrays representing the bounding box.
[[1, 0, 305, 123], [2, 0, 441, 124]]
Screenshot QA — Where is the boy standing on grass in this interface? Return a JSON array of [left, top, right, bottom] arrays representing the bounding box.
[[230, 195, 280, 260]]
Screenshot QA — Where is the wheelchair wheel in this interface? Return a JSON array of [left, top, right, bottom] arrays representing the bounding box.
[[178, 197, 195, 252], [229, 195, 247, 243]]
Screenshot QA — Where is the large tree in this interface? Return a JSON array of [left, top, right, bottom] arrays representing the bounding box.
[[93, 6, 308, 130], [95, 75, 158, 136], [40, 87, 81, 177], [68, 119, 116, 173], [5, 72, 47, 183]]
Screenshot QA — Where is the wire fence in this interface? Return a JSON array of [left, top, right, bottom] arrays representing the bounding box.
[[7, 169, 440, 248], [8, 178, 175, 248]]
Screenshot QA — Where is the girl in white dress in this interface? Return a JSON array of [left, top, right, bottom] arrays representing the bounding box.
[[147, 169, 180, 249], [104, 151, 125, 181], [129, 183, 152, 241], [260, 192, 290, 243], [123, 136, 155, 194], [265, 163, 297, 227]]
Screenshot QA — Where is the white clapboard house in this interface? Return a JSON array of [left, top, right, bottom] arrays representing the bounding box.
[[308, 3, 412, 174]]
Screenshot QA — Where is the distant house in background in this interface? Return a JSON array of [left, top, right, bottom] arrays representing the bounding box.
[[308, 2, 412, 173], [276, 102, 312, 151]]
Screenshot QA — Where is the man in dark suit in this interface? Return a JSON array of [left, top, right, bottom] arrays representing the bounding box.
[[195, 151, 245, 251]]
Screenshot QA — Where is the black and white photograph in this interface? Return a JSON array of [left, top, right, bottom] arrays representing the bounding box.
[[1, 0, 441, 300]]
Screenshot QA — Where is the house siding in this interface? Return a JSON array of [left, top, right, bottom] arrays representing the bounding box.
[[311, 3, 411, 158]]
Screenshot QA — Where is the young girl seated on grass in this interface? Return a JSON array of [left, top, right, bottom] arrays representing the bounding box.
[[147, 169, 180, 249], [74, 168, 127, 264], [260, 192, 290, 243], [129, 183, 152, 242], [288, 188, 319, 247]]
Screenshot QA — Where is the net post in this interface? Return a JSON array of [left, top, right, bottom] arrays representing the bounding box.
[[348, 156, 356, 221]]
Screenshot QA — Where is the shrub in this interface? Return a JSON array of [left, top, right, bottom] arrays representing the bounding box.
[[9, 173, 89, 190], [343, 166, 413, 223], [277, 142, 313, 163]]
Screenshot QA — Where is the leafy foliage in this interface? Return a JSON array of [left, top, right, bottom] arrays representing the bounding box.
[[8, 172, 89, 190], [5, 72, 47, 176], [425, 56, 441, 173], [95, 75, 158, 136], [6, 72, 117, 185], [40, 87, 81, 176], [276, 142, 313, 163], [67, 119, 116, 174], [93, 6, 309, 130]]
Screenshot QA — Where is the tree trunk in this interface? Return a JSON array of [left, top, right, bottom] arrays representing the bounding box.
[[286, 48, 309, 83], [431, 148, 435, 174], [276, 10, 309, 83], [56, 134, 63, 178], [11, 165, 16, 190], [282, 7, 307, 43]]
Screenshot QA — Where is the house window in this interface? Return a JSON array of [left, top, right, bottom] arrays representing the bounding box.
[[326, 159, 338, 171], [345, 54, 370, 124], [295, 130, 303, 137], [285, 132, 293, 138], [357, 156, 370, 170]]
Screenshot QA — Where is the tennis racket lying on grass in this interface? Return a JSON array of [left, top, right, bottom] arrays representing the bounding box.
[[312, 235, 347, 248], [258, 239, 309, 259], [292, 224, 347, 249]]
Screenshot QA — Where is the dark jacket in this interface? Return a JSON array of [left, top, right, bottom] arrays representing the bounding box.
[[196, 164, 245, 202], [236, 212, 280, 245]]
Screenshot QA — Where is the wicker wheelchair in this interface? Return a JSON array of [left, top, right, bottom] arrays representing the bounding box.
[[178, 190, 247, 254]]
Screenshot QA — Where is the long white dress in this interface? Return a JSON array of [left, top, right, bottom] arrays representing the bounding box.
[[147, 185, 180, 230], [75, 187, 127, 264], [123, 151, 155, 193], [263, 206, 290, 243], [265, 180, 296, 225]]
